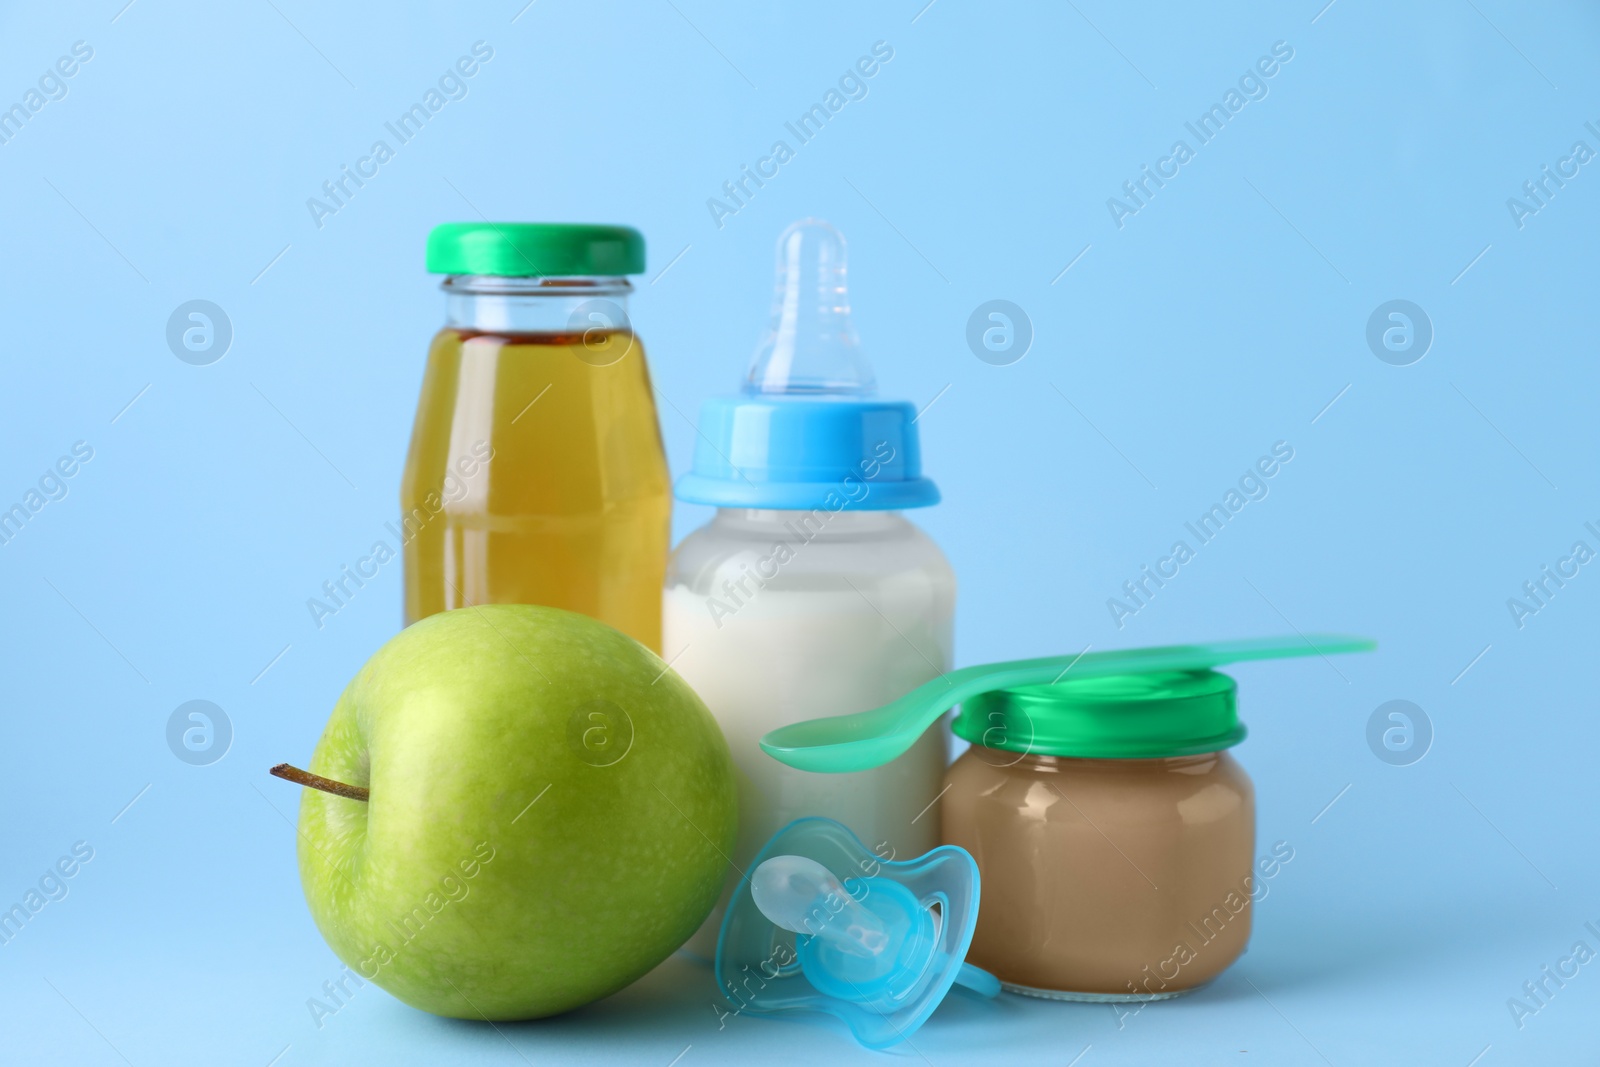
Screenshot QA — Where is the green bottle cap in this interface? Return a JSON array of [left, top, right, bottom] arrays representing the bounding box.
[[951, 669, 1245, 760], [425, 222, 646, 277]]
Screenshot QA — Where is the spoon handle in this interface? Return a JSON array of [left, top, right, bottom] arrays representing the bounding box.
[[905, 631, 1375, 726]]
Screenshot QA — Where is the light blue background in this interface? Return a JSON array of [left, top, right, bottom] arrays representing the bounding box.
[[1, 1, 1596, 1063]]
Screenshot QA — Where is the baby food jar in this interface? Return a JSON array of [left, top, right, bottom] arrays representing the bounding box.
[[942, 669, 1255, 1000], [403, 223, 670, 650]]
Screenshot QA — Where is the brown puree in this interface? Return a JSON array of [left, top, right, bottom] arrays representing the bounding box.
[[942, 748, 1256, 999]]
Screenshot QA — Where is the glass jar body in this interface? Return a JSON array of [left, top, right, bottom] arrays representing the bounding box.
[[401, 275, 670, 650], [942, 747, 1256, 1000]]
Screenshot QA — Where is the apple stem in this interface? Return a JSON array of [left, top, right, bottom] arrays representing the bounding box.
[[270, 763, 370, 802]]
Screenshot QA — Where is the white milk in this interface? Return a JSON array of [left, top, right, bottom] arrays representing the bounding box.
[[664, 508, 954, 958]]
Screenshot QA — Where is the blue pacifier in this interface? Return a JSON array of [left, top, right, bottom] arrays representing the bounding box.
[[715, 817, 1000, 1049]]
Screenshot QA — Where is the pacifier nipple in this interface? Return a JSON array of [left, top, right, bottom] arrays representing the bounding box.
[[745, 219, 876, 397], [752, 855, 892, 965]]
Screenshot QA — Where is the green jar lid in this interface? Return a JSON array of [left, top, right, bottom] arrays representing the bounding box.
[[950, 669, 1246, 759], [425, 222, 645, 277]]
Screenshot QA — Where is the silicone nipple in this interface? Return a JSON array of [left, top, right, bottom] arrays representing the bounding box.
[[745, 219, 876, 396], [752, 855, 894, 973]]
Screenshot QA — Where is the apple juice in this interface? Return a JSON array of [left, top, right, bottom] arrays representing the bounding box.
[[402, 326, 670, 650], [406, 225, 668, 650]]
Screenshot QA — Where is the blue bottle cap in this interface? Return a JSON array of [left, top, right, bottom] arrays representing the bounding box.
[[674, 220, 939, 511]]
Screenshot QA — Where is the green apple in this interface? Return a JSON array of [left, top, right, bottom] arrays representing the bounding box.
[[291, 604, 737, 1019]]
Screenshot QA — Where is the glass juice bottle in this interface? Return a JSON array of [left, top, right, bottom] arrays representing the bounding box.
[[666, 220, 953, 956], [402, 223, 670, 650]]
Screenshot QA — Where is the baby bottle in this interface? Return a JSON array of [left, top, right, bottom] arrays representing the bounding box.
[[666, 219, 953, 955], [402, 223, 670, 650]]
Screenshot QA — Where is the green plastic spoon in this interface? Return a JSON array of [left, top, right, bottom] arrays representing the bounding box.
[[759, 633, 1376, 773]]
